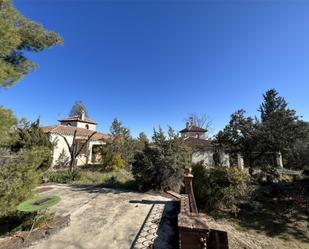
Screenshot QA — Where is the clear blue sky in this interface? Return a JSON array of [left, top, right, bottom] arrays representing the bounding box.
[[1, 0, 309, 137]]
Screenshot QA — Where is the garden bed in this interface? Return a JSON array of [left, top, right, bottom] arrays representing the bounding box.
[[0, 215, 70, 249]]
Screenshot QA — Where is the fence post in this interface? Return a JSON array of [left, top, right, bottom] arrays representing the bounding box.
[[184, 168, 198, 214]]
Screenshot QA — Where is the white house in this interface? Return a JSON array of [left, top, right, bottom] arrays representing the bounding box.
[[42, 112, 110, 167], [180, 122, 230, 168]]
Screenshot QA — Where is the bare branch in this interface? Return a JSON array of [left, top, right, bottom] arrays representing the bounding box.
[[185, 113, 213, 130], [75, 131, 97, 157]]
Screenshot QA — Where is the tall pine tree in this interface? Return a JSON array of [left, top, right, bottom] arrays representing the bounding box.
[[259, 89, 301, 157], [0, 0, 62, 87]]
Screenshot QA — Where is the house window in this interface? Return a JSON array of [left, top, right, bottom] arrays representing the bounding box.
[[67, 123, 71, 126], [85, 124, 89, 129]]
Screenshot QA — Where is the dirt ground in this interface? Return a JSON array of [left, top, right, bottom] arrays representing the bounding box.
[[206, 214, 309, 249]]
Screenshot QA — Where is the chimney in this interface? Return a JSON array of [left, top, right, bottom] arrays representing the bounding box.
[[80, 110, 85, 120]]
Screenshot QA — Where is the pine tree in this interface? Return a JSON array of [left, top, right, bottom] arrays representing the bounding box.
[[110, 118, 135, 166], [214, 109, 259, 168], [259, 89, 301, 157], [0, 0, 62, 87], [0, 105, 17, 145], [132, 127, 191, 191], [134, 132, 149, 152]]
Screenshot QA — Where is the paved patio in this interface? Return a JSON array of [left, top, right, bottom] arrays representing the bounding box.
[[28, 184, 177, 249]]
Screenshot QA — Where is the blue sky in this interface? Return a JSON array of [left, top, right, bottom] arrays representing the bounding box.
[[1, 0, 309, 137]]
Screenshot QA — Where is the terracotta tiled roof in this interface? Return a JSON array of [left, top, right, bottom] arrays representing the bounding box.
[[41, 125, 111, 141], [180, 125, 207, 133], [184, 137, 213, 150], [58, 116, 97, 124]]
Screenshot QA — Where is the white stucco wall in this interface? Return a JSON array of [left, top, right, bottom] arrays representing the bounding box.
[[192, 150, 215, 167], [192, 149, 230, 168], [60, 121, 96, 131], [182, 132, 207, 139], [75, 122, 96, 131], [50, 134, 72, 167], [50, 134, 105, 167]]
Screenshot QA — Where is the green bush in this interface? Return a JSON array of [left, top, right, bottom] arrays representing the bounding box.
[[45, 170, 81, 184], [132, 128, 191, 191], [0, 147, 50, 218], [99, 144, 125, 172], [10, 119, 53, 171], [192, 163, 251, 215]]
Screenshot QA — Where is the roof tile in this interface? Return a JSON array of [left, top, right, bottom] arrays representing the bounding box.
[[41, 125, 111, 141]]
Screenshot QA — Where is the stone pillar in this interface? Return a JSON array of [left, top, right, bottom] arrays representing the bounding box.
[[276, 151, 283, 168], [184, 168, 198, 214], [237, 153, 244, 170]]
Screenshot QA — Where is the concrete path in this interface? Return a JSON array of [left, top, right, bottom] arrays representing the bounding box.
[[28, 184, 177, 249]]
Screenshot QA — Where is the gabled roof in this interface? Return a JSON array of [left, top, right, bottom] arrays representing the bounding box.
[[180, 125, 207, 133], [42, 125, 111, 141], [58, 116, 97, 125], [184, 137, 213, 150]]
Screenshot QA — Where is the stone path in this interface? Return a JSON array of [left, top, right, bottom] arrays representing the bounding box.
[[131, 204, 164, 249], [27, 184, 177, 249]]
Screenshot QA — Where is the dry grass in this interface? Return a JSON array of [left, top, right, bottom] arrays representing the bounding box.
[[206, 193, 309, 249], [73, 169, 138, 190], [206, 214, 309, 249]]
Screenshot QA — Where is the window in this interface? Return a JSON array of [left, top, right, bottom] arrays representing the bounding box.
[[85, 124, 89, 129]]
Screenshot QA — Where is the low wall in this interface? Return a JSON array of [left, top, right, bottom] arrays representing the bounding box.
[[177, 194, 229, 249], [168, 168, 229, 249]]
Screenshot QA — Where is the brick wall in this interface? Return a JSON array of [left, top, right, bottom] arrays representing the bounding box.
[[175, 168, 229, 249]]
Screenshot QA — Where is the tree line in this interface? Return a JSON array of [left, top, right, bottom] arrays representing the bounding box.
[[215, 89, 309, 171]]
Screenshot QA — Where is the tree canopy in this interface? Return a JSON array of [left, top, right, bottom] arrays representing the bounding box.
[[185, 113, 212, 130], [215, 89, 306, 169], [0, 105, 17, 145], [110, 118, 135, 166], [0, 0, 62, 88], [0, 109, 53, 218], [132, 127, 191, 191], [69, 100, 89, 118], [258, 89, 302, 154]]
